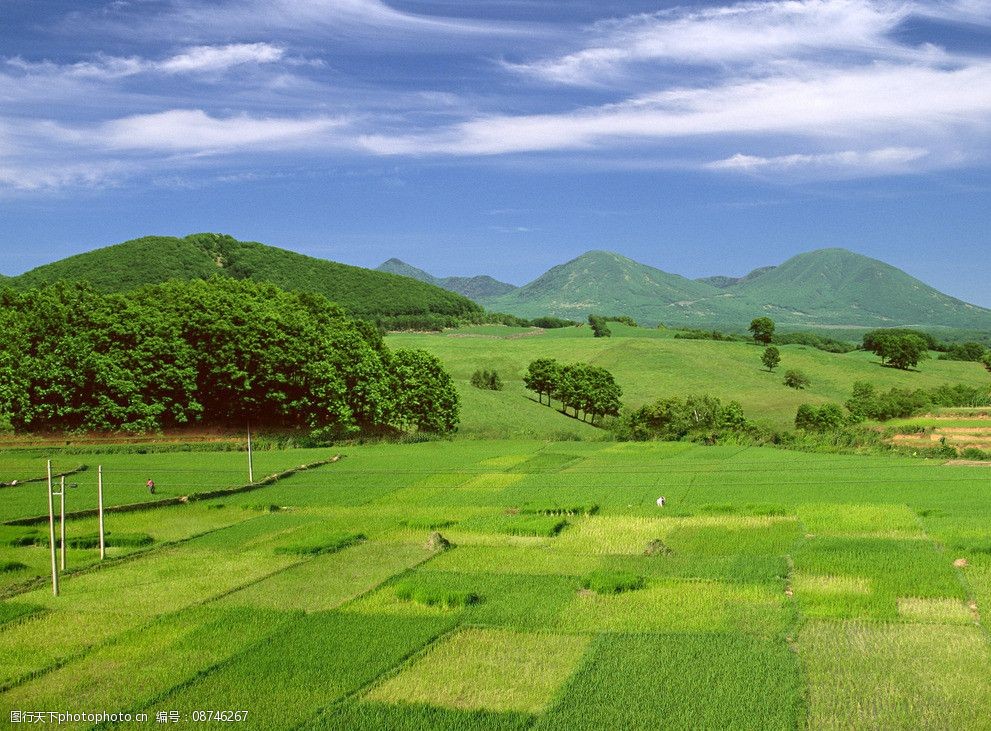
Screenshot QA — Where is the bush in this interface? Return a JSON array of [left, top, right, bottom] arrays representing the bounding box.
[[673, 329, 743, 342], [773, 332, 857, 353], [795, 403, 847, 432], [529, 316, 578, 329], [603, 315, 638, 327], [783, 370, 810, 389], [588, 315, 612, 338], [470, 369, 504, 391]]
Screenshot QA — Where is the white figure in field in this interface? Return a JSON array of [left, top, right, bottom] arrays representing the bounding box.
[[656, 496, 666, 508]]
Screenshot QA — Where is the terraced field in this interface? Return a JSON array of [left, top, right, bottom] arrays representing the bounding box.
[[2, 441, 991, 729], [887, 408, 991, 457]]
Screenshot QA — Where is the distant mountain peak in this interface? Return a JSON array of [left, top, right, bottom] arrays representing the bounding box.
[[376, 258, 518, 302]]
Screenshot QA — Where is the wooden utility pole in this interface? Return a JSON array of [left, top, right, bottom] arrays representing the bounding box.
[[59, 475, 66, 571], [247, 423, 254, 483], [46, 460, 59, 596], [98, 465, 105, 560]]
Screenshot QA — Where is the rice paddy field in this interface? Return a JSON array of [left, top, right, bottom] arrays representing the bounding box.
[[2, 440, 990, 729]]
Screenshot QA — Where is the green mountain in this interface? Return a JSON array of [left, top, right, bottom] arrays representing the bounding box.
[[728, 248, 991, 330], [480, 248, 991, 332], [5, 234, 481, 320], [377, 258, 518, 301], [480, 250, 722, 323], [698, 265, 776, 289]]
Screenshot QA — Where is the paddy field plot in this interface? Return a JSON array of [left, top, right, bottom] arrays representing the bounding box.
[[1, 439, 991, 728]]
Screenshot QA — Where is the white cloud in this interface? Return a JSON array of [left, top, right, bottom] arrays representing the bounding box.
[[506, 0, 922, 85], [0, 161, 130, 192], [4, 43, 286, 81], [706, 146, 931, 172], [359, 62, 991, 156], [166, 0, 516, 37], [51, 109, 348, 153]]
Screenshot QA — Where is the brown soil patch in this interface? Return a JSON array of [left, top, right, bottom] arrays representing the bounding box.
[[944, 460, 991, 467], [954, 558, 969, 568]]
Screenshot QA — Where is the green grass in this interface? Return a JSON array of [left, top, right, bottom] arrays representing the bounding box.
[[388, 327, 989, 435]]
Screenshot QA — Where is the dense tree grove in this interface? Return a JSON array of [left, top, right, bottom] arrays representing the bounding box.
[[619, 395, 748, 441], [0, 279, 459, 435], [845, 381, 991, 422], [938, 341, 988, 363], [523, 358, 622, 424]]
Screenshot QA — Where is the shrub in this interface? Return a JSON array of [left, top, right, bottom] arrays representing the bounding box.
[[588, 315, 612, 338], [795, 403, 847, 432], [783, 370, 810, 389], [470, 369, 504, 391]]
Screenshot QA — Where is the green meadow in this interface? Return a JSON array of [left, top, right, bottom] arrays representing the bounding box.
[[2, 439, 990, 729], [387, 324, 990, 437]]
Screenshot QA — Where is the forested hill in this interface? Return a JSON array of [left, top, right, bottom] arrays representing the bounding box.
[[4, 234, 482, 321]]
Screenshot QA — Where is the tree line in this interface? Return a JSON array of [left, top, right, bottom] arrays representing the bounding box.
[[0, 278, 459, 435], [523, 358, 622, 425]]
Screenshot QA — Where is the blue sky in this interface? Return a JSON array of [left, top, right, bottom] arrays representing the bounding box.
[[1, 0, 989, 305]]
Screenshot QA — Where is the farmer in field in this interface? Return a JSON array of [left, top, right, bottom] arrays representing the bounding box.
[[147, 478, 156, 495]]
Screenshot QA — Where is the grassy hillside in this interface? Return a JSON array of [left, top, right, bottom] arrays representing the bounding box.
[[377, 258, 518, 301], [6, 234, 481, 320], [388, 324, 991, 437]]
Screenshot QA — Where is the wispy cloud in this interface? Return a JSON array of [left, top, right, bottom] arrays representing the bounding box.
[[4, 43, 287, 80], [50, 109, 348, 154], [504, 0, 924, 86], [706, 146, 932, 174], [359, 62, 991, 158]]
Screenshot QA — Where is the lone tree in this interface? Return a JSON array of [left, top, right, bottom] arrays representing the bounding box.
[[887, 335, 929, 370], [588, 315, 612, 338], [523, 358, 561, 405], [749, 317, 775, 345], [762, 346, 781, 372], [862, 330, 931, 369], [783, 369, 810, 389]]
